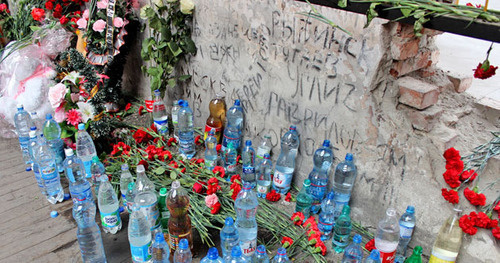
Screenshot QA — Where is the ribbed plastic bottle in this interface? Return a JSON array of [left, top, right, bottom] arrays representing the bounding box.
[[235, 183, 258, 257], [256, 154, 272, 198], [14, 104, 33, 165], [173, 239, 192, 263], [318, 191, 336, 241], [395, 206, 416, 262], [152, 89, 169, 135], [152, 232, 170, 263], [332, 205, 352, 253], [158, 188, 170, 233], [332, 153, 357, 220], [295, 179, 313, 218], [342, 234, 363, 263], [98, 176, 122, 234], [256, 135, 272, 160], [365, 250, 381, 263], [64, 148, 93, 204], [255, 245, 270, 263], [428, 208, 463, 263], [204, 93, 226, 142], [28, 129, 45, 196], [205, 129, 218, 170], [177, 100, 196, 159], [308, 140, 334, 214], [120, 164, 134, 210], [128, 204, 153, 263], [271, 247, 290, 263], [200, 247, 224, 263], [223, 141, 238, 178], [167, 180, 193, 252], [72, 197, 107, 262], [222, 100, 244, 152], [241, 140, 256, 188], [375, 208, 400, 263], [90, 156, 106, 193], [135, 167, 160, 233], [126, 182, 137, 213], [272, 125, 299, 194], [76, 123, 97, 178], [227, 245, 249, 263], [404, 246, 422, 263], [171, 100, 182, 140], [33, 135, 64, 204], [43, 113, 65, 173], [220, 217, 239, 259]]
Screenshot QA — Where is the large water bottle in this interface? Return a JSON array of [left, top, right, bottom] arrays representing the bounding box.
[[14, 104, 33, 165], [223, 141, 238, 177], [76, 123, 97, 178], [171, 100, 183, 140], [98, 176, 122, 234], [365, 250, 381, 263], [256, 154, 272, 198], [200, 247, 224, 263], [241, 140, 256, 188], [177, 100, 196, 159], [72, 198, 107, 262], [271, 247, 290, 263], [152, 232, 170, 263], [342, 234, 363, 263], [220, 217, 239, 259], [120, 164, 134, 210], [204, 129, 218, 170], [256, 135, 272, 160], [128, 204, 153, 263], [135, 164, 156, 193], [332, 153, 357, 220], [222, 100, 244, 152], [43, 113, 65, 173], [395, 206, 416, 262], [152, 89, 169, 135], [332, 205, 352, 253], [375, 208, 400, 263], [33, 135, 64, 204], [318, 191, 335, 241], [234, 183, 258, 257], [308, 140, 334, 214], [255, 245, 270, 263], [28, 129, 45, 196], [226, 245, 249, 263], [272, 126, 299, 194], [91, 156, 106, 193], [63, 148, 93, 204], [295, 179, 313, 218], [173, 239, 192, 263]]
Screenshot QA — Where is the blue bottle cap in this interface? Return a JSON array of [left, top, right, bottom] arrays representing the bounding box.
[[207, 247, 219, 260], [78, 123, 85, 131], [121, 164, 129, 171], [119, 206, 124, 213], [245, 140, 252, 146], [323, 140, 330, 147], [256, 245, 266, 254], [263, 153, 270, 159], [45, 113, 53, 120], [303, 179, 311, 187], [64, 193, 71, 200], [277, 247, 287, 256], [178, 99, 184, 105], [326, 191, 335, 199], [369, 249, 380, 260], [225, 217, 234, 226], [178, 239, 189, 250], [30, 126, 37, 131], [406, 206, 415, 214], [345, 153, 353, 161], [25, 166, 32, 172], [155, 232, 165, 243], [234, 99, 240, 106], [231, 245, 242, 257], [184, 101, 189, 107], [353, 234, 362, 244], [154, 89, 160, 94], [289, 125, 296, 130], [50, 211, 59, 218]]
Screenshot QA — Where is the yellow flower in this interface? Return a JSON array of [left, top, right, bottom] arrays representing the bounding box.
[[180, 0, 194, 14]]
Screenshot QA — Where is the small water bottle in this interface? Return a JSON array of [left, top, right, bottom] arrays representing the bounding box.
[[342, 234, 363, 263], [318, 191, 336, 241], [308, 140, 334, 214], [395, 206, 416, 261], [271, 247, 290, 263], [171, 100, 183, 140], [73, 199, 107, 262], [272, 126, 300, 194], [222, 100, 244, 152], [333, 205, 352, 253], [256, 154, 272, 198], [90, 156, 106, 193], [255, 245, 270, 263], [204, 129, 218, 170], [332, 153, 357, 220], [241, 140, 256, 188], [126, 182, 137, 212], [177, 100, 196, 159], [365, 250, 381, 263], [76, 123, 97, 178], [34, 135, 64, 204], [152, 89, 169, 135], [28, 129, 45, 196], [128, 204, 153, 263], [220, 217, 239, 259], [98, 176, 122, 234], [227, 245, 249, 263], [223, 141, 238, 178], [256, 135, 272, 160], [120, 164, 134, 210], [43, 113, 65, 173], [14, 104, 33, 165], [200, 247, 224, 263], [173, 238, 192, 263], [152, 232, 170, 263], [64, 148, 93, 204]]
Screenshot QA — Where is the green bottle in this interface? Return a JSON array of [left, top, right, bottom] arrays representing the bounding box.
[[295, 179, 313, 218], [332, 205, 352, 253], [404, 246, 423, 263], [158, 188, 170, 232]]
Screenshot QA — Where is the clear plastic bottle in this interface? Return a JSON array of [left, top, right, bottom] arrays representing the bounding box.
[[14, 104, 33, 165], [375, 208, 400, 263], [256, 154, 272, 198], [76, 123, 97, 178], [90, 156, 106, 193], [256, 135, 272, 160], [152, 89, 169, 135], [241, 140, 256, 187], [332, 153, 357, 220], [365, 250, 381, 263], [308, 140, 334, 214], [254, 245, 270, 263], [235, 183, 258, 257], [64, 148, 93, 204], [295, 179, 313, 218], [128, 204, 153, 263], [33, 135, 64, 204], [173, 238, 192, 263], [332, 205, 352, 253], [168, 181, 193, 252], [120, 164, 134, 210], [152, 232, 170, 263], [126, 182, 137, 213], [135, 164, 156, 193], [204, 129, 218, 170], [395, 206, 416, 261], [272, 126, 300, 194], [98, 176, 122, 234], [171, 100, 183, 140], [177, 100, 196, 159], [428, 208, 463, 263], [223, 141, 238, 177], [43, 113, 65, 173], [222, 100, 244, 152], [73, 197, 107, 262], [220, 217, 239, 259], [271, 247, 290, 263], [404, 246, 422, 263], [318, 191, 336, 241], [342, 234, 363, 263], [135, 182, 160, 232], [227, 245, 250, 263], [200, 247, 224, 263], [28, 130, 45, 196], [204, 93, 226, 142]]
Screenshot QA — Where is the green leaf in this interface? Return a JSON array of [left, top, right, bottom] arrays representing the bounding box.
[[150, 16, 162, 31], [365, 3, 380, 28], [400, 7, 412, 18], [167, 42, 182, 57], [145, 7, 156, 19], [170, 171, 177, 179], [147, 67, 160, 76], [167, 78, 176, 88], [61, 128, 74, 139], [338, 0, 348, 8], [154, 166, 166, 175], [179, 75, 191, 81], [30, 26, 41, 32], [183, 37, 196, 54]]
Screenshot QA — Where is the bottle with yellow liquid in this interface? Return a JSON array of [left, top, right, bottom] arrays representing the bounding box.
[[429, 208, 463, 263], [204, 93, 226, 142]]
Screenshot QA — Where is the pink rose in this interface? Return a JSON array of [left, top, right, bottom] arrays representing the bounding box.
[[54, 105, 67, 123], [83, 9, 89, 20], [97, 0, 108, 9], [48, 83, 67, 109], [92, 19, 106, 33], [113, 17, 124, 28], [76, 18, 87, 29], [205, 194, 219, 208]]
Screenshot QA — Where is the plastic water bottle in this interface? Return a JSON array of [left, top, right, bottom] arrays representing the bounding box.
[[173, 239, 192, 263], [342, 234, 363, 263], [204, 129, 218, 170], [63, 148, 93, 204], [120, 164, 134, 210], [134, 179, 160, 232], [256, 154, 272, 198], [227, 245, 249, 263], [126, 182, 137, 212], [332, 153, 357, 220], [128, 204, 153, 263], [43, 113, 65, 173], [375, 208, 400, 263], [171, 100, 183, 140], [135, 164, 156, 193], [255, 245, 270, 263], [30, 112, 43, 135], [201, 247, 224, 263], [33, 135, 64, 204], [222, 100, 244, 152], [72, 198, 107, 262], [91, 156, 106, 193], [220, 217, 239, 259], [177, 100, 196, 159], [295, 179, 313, 218], [28, 130, 45, 196], [256, 135, 272, 160], [98, 176, 122, 234], [235, 183, 258, 257], [223, 141, 238, 177], [152, 232, 170, 263], [318, 191, 335, 241], [242, 140, 256, 188], [152, 89, 169, 135], [308, 140, 334, 214], [365, 250, 381, 263], [76, 123, 97, 178], [272, 126, 299, 194], [395, 206, 416, 261], [14, 104, 32, 165], [332, 205, 352, 253], [271, 247, 290, 263]]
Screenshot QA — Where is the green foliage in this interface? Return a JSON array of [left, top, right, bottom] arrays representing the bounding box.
[[0, 0, 44, 42]]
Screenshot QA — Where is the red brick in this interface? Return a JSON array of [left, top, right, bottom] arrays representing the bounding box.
[[447, 72, 473, 93], [407, 106, 443, 132], [391, 37, 420, 60], [398, 76, 439, 109], [391, 51, 433, 77], [391, 23, 419, 38]]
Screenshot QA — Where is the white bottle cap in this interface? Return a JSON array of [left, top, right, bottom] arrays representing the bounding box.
[[29, 130, 36, 138], [136, 165, 145, 173], [65, 148, 74, 157], [17, 104, 23, 109]]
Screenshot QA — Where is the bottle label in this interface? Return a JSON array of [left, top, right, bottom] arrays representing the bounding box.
[[100, 209, 121, 228], [429, 256, 455, 263], [309, 183, 327, 204], [399, 224, 414, 239], [179, 138, 194, 152], [429, 248, 457, 263], [33, 166, 44, 189], [273, 170, 293, 189], [122, 193, 127, 208], [154, 118, 169, 134], [72, 184, 93, 203], [204, 125, 222, 142], [240, 239, 257, 257], [169, 231, 191, 251], [256, 148, 269, 159], [41, 165, 60, 195], [226, 163, 237, 172], [332, 233, 349, 247], [161, 211, 170, 219], [83, 160, 92, 178], [318, 218, 333, 235], [257, 184, 270, 195], [139, 201, 160, 230], [242, 166, 255, 175], [130, 241, 152, 262], [379, 250, 397, 263]]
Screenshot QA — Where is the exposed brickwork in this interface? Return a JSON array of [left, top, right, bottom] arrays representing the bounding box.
[[447, 72, 473, 93], [398, 76, 440, 110]]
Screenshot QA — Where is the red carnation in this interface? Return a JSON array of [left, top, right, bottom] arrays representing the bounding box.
[[314, 241, 327, 256], [492, 227, 500, 240], [216, 144, 222, 153], [0, 3, 8, 13], [210, 202, 221, 214], [266, 190, 281, 202], [459, 214, 478, 235], [45, 1, 54, 10], [230, 181, 242, 200], [195, 135, 203, 145], [291, 212, 305, 226], [474, 62, 498, 80], [125, 103, 132, 111], [285, 192, 292, 202], [31, 8, 45, 21], [443, 169, 461, 189], [196, 158, 204, 164], [54, 3, 62, 13], [306, 225, 320, 237], [464, 188, 486, 206], [138, 160, 148, 170], [494, 202, 500, 213], [167, 137, 177, 147], [207, 177, 221, 195], [193, 182, 204, 194], [169, 160, 179, 169], [443, 148, 461, 162], [445, 160, 464, 174], [138, 106, 145, 116], [59, 15, 69, 25], [460, 170, 478, 182], [133, 128, 153, 144], [303, 216, 318, 229], [365, 238, 375, 252], [212, 166, 225, 178], [441, 188, 459, 204], [308, 232, 322, 245], [487, 219, 499, 229], [230, 174, 241, 184], [474, 212, 491, 228], [281, 237, 294, 248]]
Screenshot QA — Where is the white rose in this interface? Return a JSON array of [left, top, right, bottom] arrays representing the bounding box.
[[140, 4, 151, 19], [179, 0, 194, 14]]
